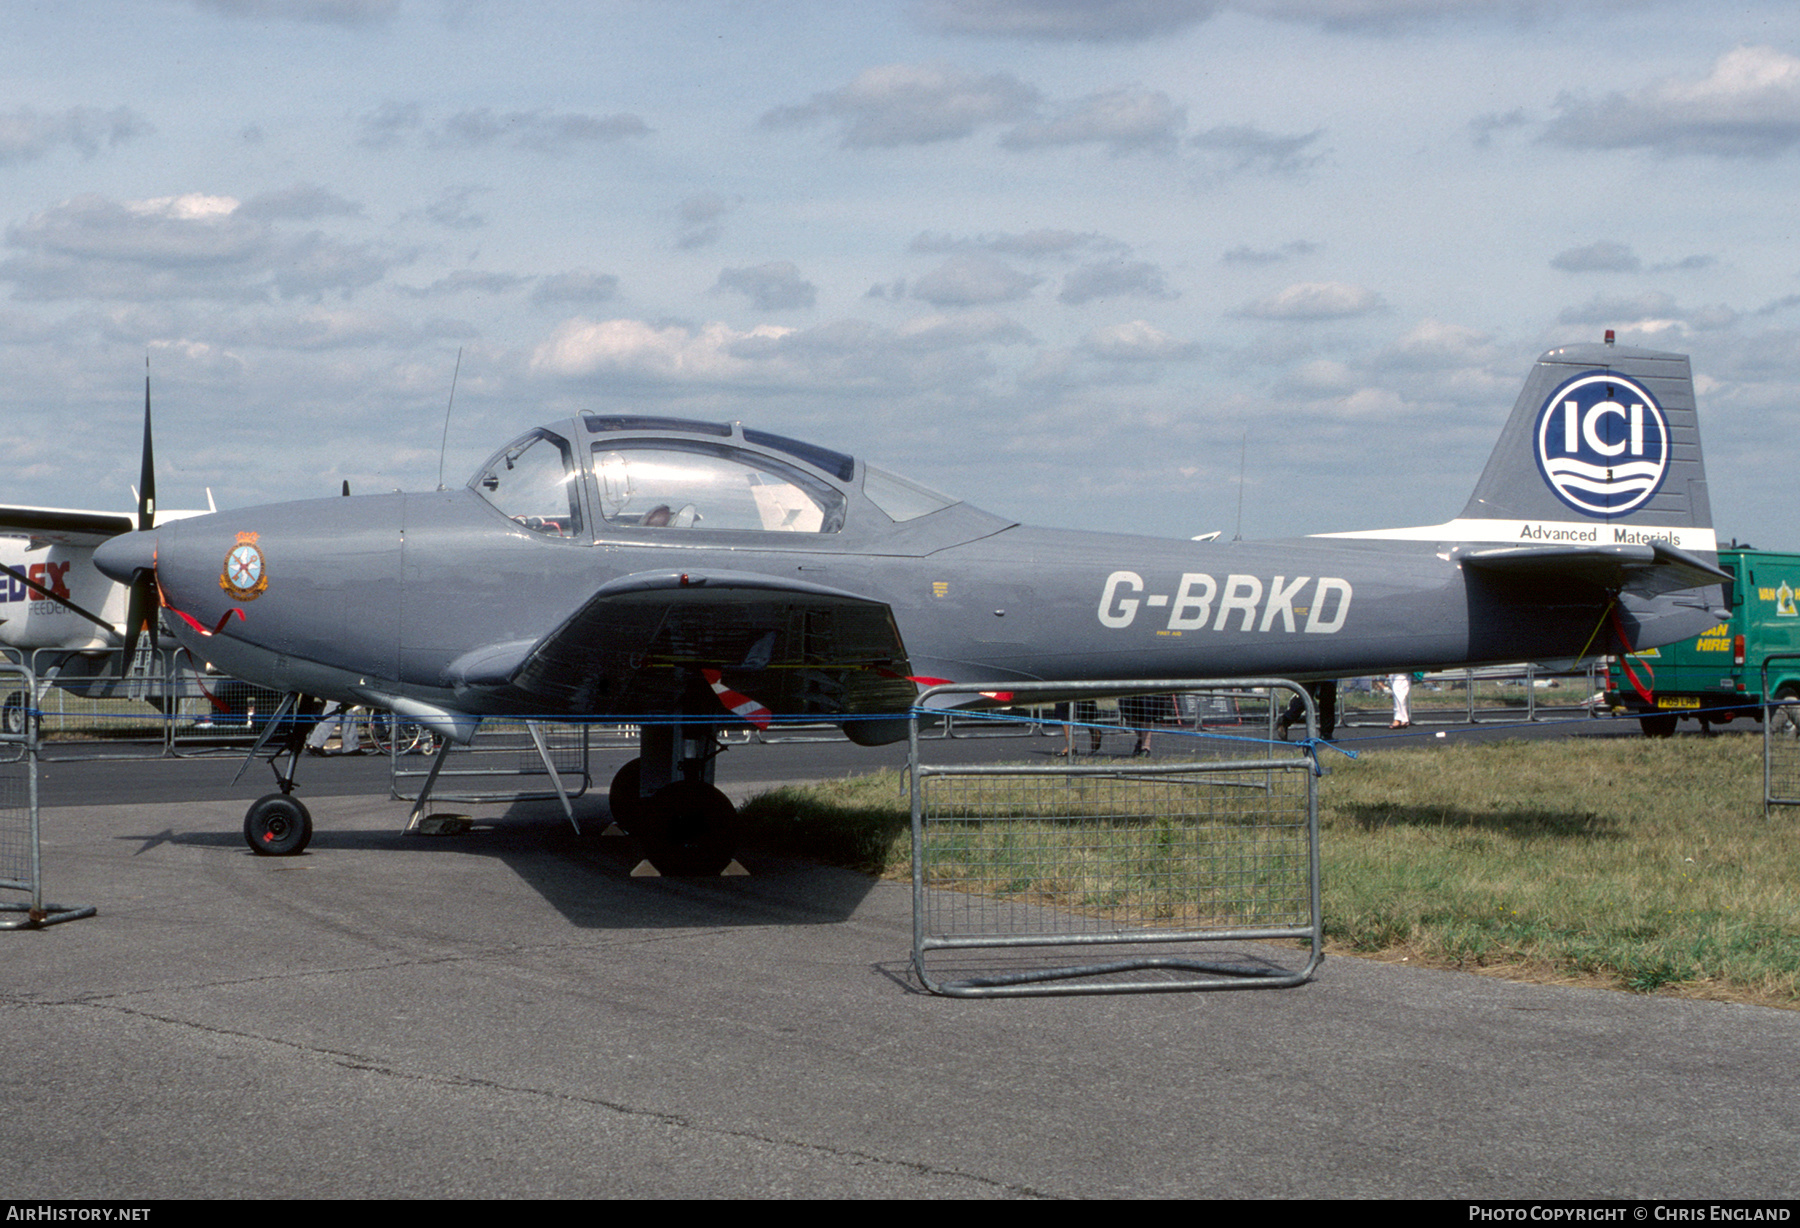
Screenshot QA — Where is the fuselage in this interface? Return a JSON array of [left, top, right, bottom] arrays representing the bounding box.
[[90, 411, 1721, 722]]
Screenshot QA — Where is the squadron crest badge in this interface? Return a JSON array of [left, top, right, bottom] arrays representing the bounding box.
[[220, 531, 269, 601]]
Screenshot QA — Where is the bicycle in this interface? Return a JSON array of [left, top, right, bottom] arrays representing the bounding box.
[[363, 708, 440, 756]]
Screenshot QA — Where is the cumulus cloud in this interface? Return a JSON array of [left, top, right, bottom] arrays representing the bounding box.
[[1327, 386, 1411, 420], [918, 0, 1220, 41], [1469, 108, 1529, 146], [211, 306, 435, 350], [357, 103, 649, 153], [1238, 281, 1383, 320], [675, 192, 737, 249], [532, 318, 796, 383], [1283, 358, 1358, 394], [1557, 291, 1739, 334], [1058, 259, 1176, 305], [423, 186, 486, 230], [1546, 45, 1800, 158], [1080, 319, 1201, 361], [713, 262, 818, 311], [192, 0, 399, 24], [395, 271, 527, 299], [1550, 241, 1641, 273], [1652, 254, 1717, 273], [1382, 319, 1494, 368], [434, 108, 651, 153], [533, 269, 620, 306], [355, 101, 420, 149], [530, 311, 1026, 392], [761, 63, 1039, 147], [1001, 88, 1185, 155], [910, 229, 1130, 258], [1221, 240, 1317, 265], [892, 309, 1034, 348], [911, 254, 1043, 305], [1556, 290, 1678, 325], [239, 184, 363, 220], [0, 106, 152, 166], [0, 193, 396, 303], [1190, 124, 1325, 175], [1232, 0, 1542, 33]]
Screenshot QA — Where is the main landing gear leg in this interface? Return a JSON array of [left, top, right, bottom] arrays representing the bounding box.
[[610, 722, 743, 876], [239, 693, 323, 856], [402, 734, 461, 834]]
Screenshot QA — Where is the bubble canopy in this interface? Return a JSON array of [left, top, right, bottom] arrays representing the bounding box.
[[470, 415, 961, 540]]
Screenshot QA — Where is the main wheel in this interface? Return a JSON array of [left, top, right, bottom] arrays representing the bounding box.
[[2, 693, 26, 737], [1770, 687, 1800, 739], [245, 794, 313, 856], [1639, 712, 1678, 738], [607, 759, 644, 833], [637, 780, 737, 876]]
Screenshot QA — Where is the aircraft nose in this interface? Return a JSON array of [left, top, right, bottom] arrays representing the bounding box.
[[93, 529, 158, 583]]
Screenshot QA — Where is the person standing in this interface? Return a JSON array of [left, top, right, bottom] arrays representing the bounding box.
[[1389, 672, 1423, 729]]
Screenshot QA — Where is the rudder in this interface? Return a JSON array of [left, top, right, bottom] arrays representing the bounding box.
[[1460, 341, 1714, 551]]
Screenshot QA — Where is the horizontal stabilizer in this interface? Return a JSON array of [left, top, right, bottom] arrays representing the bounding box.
[[1459, 539, 1729, 599]]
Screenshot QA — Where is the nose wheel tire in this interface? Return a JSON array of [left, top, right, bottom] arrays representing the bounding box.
[[245, 794, 313, 856], [638, 780, 737, 876]]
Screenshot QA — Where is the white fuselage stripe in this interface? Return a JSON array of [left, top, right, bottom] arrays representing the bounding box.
[[1311, 518, 1717, 553]]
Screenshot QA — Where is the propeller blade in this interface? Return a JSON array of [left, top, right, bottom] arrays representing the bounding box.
[[120, 573, 152, 677], [117, 358, 163, 678], [138, 360, 156, 532]]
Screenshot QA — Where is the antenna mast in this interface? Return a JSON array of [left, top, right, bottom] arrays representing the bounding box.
[[1233, 428, 1246, 541], [437, 347, 463, 492]]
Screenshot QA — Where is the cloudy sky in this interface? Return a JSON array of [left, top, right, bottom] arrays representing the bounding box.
[[6, 0, 1800, 549]]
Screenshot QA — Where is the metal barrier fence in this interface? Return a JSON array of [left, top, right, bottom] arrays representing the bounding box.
[[1, 645, 283, 758], [0, 662, 94, 929], [1763, 654, 1800, 814], [1338, 662, 1608, 727], [909, 680, 1324, 996]]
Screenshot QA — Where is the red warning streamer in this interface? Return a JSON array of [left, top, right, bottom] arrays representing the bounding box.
[[701, 669, 772, 730], [1609, 604, 1656, 707]]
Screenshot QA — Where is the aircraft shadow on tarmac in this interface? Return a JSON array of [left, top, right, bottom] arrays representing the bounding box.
[[119, 793, 883, 930]]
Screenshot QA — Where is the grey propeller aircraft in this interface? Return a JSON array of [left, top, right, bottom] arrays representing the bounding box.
[[91, 337, 1729, 872], [0, 374, 224, 731]]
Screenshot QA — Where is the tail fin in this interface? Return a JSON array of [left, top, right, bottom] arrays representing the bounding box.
[[1460, 341, 1713, 551], [1319, 340, 1716, 560]]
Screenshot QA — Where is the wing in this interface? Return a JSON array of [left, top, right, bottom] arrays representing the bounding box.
[[1459, 540, 1730, 600], [0, 505, 135, 549], [445, 568, 920, 726]]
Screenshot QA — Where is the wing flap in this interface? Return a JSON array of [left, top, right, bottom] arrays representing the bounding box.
[[449, 568, 919, 722]]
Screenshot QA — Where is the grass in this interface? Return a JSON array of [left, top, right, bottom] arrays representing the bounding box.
[[737, 735, 1800, 1008]]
